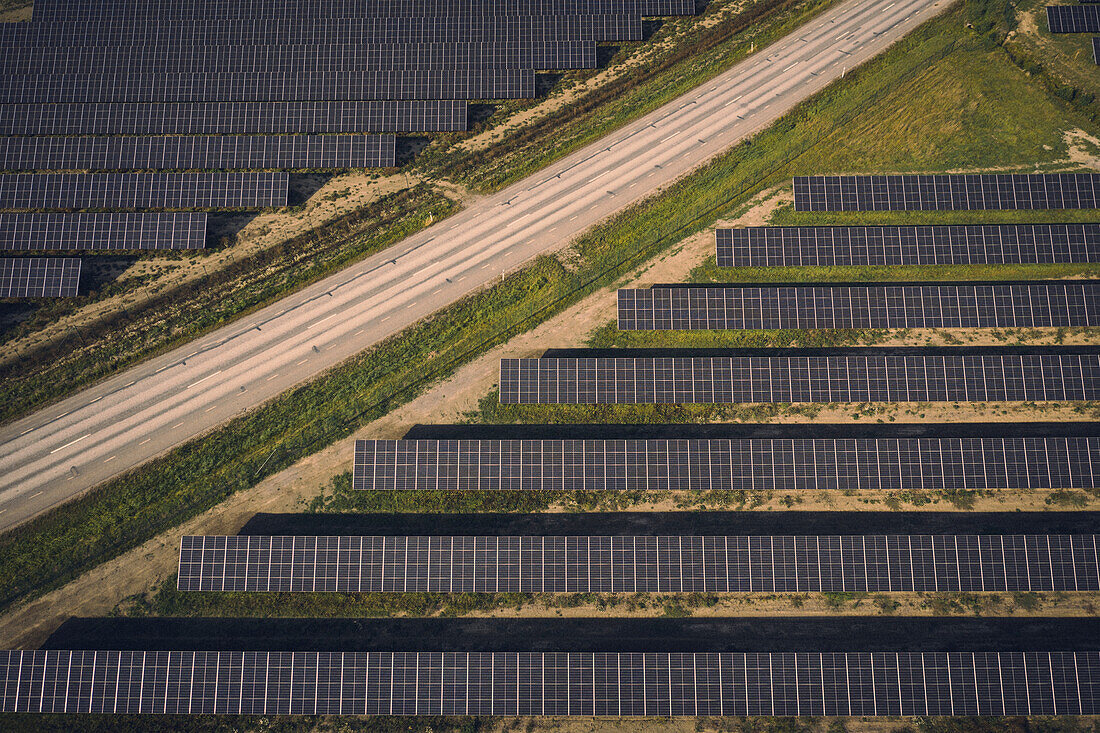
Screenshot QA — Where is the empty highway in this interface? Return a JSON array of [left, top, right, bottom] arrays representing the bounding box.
[[0, 0, 948, 531]]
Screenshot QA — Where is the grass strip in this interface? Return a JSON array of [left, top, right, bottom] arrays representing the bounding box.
[[1, 0, 1097, 616]]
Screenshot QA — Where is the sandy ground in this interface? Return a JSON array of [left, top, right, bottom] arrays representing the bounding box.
[[2, 188, 1098, 648], [0, 4, 30, 21]]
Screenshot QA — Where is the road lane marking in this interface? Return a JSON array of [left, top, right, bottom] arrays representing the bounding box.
[[104, 456, 116, 463], [171, 422, 184, 429], [186, 371, 222, 389], [139, 438, 151, 446], [296, 359, 309, 365], [29, 492, 41, 499], [49, 434, 90, 454], [308, 313, 340, 330], [266, 374, 280, 381]]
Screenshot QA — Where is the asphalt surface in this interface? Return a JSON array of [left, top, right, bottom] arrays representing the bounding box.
[[0, 0, 948, 532]]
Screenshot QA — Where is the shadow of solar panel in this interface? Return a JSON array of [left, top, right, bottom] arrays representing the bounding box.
[[0, 213, 206, 251], [0, 136, 396, 170], [1, 650, 1096, 715], [498, 354, 1100, 404], [1047, 5, 1100, 32], [33, 0, 695, 19], [0, 16, 644, 45], [0, 101, 467, 135], [616, 284, 1099, 330], [177, 533, 1100, 593], [793, 174, 1100, 211], [0, 43, 598, 75], [714, 224, 1100, 267], [0, 257, 80, 297], [0, 173, 288, 209], [0, 70, 536, 104], [352, 436, 1100, 492]]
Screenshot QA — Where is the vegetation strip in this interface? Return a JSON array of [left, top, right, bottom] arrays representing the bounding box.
[[1, 1, 1097, 619]]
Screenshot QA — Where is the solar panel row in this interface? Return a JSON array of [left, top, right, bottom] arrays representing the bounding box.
[[0, 70, 536, 104], [617, 284, 1099, 330], [0, 257, 80, 297], [0, 135, 395, 171], [793, 174, 1100, 211], [177, 534, 1100, 594], [0, 101, 468, 135], [1094, 36, 1100, 64], [2, 650, 1097, 716], [0, 173, 288, 209], [0, 213, 206, 251], [0, 16, 644, 46], [33, 0, 695, 20], [0, 42, 598, 75], [1046, 5, 1100, 32], [498, 354, 1100, 404], [352, 437, 1099, 492], [715, 224, 1100, 267]]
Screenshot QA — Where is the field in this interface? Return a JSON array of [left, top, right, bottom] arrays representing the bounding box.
[[2, 0, 1100, 729]]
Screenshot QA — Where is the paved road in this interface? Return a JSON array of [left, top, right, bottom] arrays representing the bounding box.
[[0, 0, 947, 532]]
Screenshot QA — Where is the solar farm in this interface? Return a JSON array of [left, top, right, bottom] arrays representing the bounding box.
[[1, 0, 1100, 727], [0, 0, 691, 297]]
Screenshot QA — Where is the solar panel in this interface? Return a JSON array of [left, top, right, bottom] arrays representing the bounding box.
[[793, 174, 1100, 211], [0, 257, 80, 297], [617, 284, 1099, 330], [1094, 37, 1100, 64], [352, 437, 1100, 491], [1, 650, 1096, 715], [177, 534, 1100, 593], [0, 101, 467, 135], [0, 42, 597, 75], [0, 70, 536, 104], [0, 213, 206, 251], [498, 353, 1100, 403], [0, 173, 288, 209], [32, 0, 695, 20], [1047, 5, 1100, 32], [0, 135, 395, 171], [0, 16, 644, 46], [714, 224, 1100, 267]]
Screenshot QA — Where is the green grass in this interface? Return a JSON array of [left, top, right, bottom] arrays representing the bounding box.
[[2, 0, 1099, 619]]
